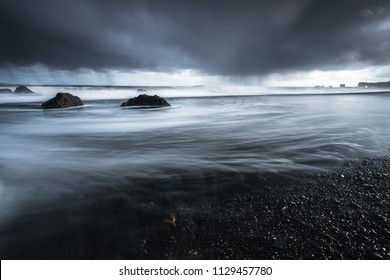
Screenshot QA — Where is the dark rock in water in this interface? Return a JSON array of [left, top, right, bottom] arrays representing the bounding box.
[[41, 92, 83, 109], [137, 88, 147, 92], [121, 94, 170, 107], [0, 88, 12, 93], [14, 86, 33, 93]]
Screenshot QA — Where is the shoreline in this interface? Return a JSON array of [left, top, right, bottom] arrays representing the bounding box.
[[0, 156, 389, 259]]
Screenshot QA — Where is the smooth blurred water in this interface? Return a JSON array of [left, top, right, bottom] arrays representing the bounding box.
[[1, 87, 390, 258]]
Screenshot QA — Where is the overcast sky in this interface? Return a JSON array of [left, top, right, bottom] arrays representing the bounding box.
[[1, 0, 390, 86]]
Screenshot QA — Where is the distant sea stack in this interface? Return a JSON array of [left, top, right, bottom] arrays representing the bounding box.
[[14, 86, 33, 93], [0, 88, 12, 93], [358, 81, 390, 88], [41, 93, 83, 109], [121, 94, 170, 107], [137, 88, 147, 92]]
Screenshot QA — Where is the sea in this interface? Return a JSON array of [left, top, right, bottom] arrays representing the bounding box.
[[1, 85, 390, 259]]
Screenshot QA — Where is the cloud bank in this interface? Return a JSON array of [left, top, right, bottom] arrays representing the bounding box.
[[0, 0, 390, 82]]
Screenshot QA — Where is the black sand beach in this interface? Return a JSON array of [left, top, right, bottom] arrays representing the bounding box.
[[1, 156, 389, 259], [1, 93, 390, 259], [2, 0, 390, 267]]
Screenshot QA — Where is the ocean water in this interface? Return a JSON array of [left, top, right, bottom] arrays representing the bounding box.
[[1, 86, 390, 258]]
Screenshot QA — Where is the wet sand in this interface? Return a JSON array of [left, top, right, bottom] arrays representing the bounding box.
[[1, 156, 389, 259]]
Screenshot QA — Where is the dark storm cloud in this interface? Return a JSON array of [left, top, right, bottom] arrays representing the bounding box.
[[0, 0, 390, 75]]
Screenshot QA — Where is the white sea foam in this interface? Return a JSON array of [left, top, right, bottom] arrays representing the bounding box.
[[2, 85, 389, 104]]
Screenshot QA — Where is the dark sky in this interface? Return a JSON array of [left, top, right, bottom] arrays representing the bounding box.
[[1, 0, 390, 77]]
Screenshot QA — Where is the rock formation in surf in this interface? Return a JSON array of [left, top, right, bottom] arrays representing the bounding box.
[[0, 88, 12, 93], [41, 92, 83, 109], [14, 86, 33, 93], [121, 94, 170, 107]]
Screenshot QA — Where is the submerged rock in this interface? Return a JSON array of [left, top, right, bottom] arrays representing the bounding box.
[[41, 92, 83, 109], [121, 94, 170, 107], [0, 88, 12, 93], [137, 88, 147, 92], [14, 86, 33, 93]]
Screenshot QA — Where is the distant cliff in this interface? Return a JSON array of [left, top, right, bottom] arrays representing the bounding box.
[[358, 81, 390, 88]]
